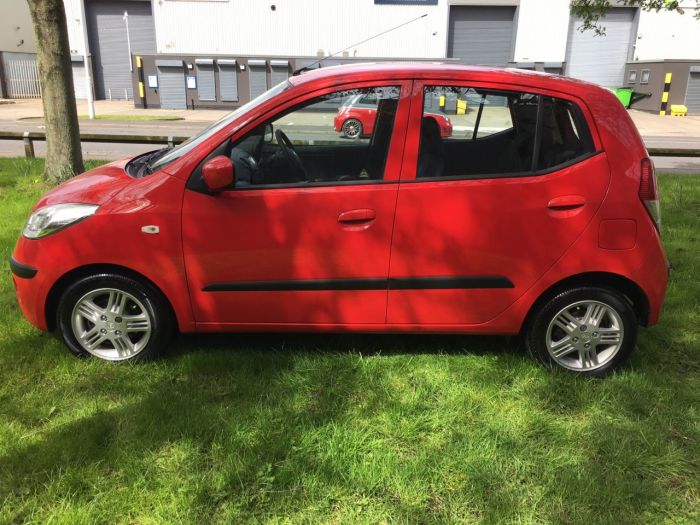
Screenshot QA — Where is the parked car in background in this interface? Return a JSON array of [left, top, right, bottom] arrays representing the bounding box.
[[11, 63, 667, 376], [335, 92, 453, 139]]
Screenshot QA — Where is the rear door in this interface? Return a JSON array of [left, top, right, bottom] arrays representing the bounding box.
[[387, 81, 609, 326]]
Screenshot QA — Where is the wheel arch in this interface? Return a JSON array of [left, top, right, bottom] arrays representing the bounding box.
[[45, 263, 179, 332], [521, 272, 650, 333]]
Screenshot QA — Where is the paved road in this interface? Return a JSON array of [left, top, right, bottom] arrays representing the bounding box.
[[0, 117, 698, 173]]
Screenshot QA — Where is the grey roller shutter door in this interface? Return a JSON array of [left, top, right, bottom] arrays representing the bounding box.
[[447, 6, 515, 66], [249, 64, 267, 98], [219, 62, 238, 102], [196, 61, 216, 101], [157, 64, 186, 109], [87, 0, 156, 100], [72, 61, 87, 99], [685, 72, 700, 115], [270, 61, 289, 87], [566, 8, 636, 87]]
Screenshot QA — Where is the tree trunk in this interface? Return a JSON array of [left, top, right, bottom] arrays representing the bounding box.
[[26, 0, 84, 183]]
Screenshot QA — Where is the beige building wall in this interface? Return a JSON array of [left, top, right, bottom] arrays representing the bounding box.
[[0, 0, 36, 53]]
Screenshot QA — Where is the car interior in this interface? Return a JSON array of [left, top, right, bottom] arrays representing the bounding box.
[[223, 88, 400, 187], [417, 88, 594, 179]]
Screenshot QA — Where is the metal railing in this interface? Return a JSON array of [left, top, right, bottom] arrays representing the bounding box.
[[0, 129, 699, 159], [0, 130, 189, 158]]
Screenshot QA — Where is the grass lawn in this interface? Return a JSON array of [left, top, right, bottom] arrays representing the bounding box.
[[78, 114, 184, 121], [0, 158, 698, 524]]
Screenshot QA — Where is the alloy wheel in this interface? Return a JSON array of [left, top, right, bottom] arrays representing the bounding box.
[[71, 287, 152, 361], [342, 119, 362, 139], [545, 300, 624, 371]]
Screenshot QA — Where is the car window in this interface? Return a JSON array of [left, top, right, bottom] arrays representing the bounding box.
[[537, 97, 595, 171], [417, 85, 594, 179], [422, 87, 514, 140], [150, 80, 292, 172], [225, 86, 401, 187], [418, 86, 537, 178]]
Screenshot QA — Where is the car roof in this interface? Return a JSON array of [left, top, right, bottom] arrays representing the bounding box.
[[289, 62, 604, 98]]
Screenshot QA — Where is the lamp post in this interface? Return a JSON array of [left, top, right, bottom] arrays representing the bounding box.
[[78, 0, 95, 119], [123, 11, 132, 73]]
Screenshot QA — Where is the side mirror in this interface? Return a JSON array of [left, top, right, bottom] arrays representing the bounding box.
[[202, 155, 234, 193]]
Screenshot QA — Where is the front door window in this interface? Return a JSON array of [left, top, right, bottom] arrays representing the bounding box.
[[227, 86, 401, 187]]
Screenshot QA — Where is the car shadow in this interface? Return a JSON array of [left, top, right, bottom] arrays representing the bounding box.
[[168, 331, 523, 359]]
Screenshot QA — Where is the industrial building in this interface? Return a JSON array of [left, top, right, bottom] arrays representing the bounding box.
[[1, 0, 699, 113]]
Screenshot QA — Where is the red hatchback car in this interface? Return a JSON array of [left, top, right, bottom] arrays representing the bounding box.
[[334, 92, 453, 139], [10, 64, 667, 375]]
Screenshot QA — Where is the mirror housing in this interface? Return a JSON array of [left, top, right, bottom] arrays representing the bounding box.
[[202, 155, 234, 193]]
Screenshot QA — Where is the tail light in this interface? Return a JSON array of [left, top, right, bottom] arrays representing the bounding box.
[[639, 158, 660, 231]]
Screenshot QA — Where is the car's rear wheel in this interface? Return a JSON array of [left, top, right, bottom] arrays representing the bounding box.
[[56, 273, 173, 362], [524, 287, 637, 376], [342, 118, 363, 139]]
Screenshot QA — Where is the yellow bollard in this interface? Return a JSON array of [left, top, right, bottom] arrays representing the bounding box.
[[456, 99, 467, 115]]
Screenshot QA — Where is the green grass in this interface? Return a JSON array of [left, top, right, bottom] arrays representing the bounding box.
[[0, 158, 698, 524], [78, 114, 184, 121]]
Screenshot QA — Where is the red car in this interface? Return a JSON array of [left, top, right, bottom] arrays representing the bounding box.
[[334, 92, 453, 139], [11, 63, 667, 375]]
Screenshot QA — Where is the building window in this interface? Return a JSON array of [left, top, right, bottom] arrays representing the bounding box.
[[628, 70, 637, 84], [640, 70, 651, 84], [195, 59, 216, 101], [219, 60, 238, 102], [249, 61, 268, 99]]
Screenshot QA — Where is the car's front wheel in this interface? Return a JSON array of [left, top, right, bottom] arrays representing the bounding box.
[[341, 118, 363, 139], [524, 287, 638, 376], [56, 273, 173, 362]]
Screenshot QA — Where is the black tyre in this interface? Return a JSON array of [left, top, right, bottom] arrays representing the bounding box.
[[341, 119, 363, 139], [524, 287, 638, 377], [56, 273, 173, 362]]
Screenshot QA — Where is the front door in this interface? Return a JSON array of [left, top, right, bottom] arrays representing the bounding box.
[[182, 82, 411, 328], [387, 82, 609, 326]]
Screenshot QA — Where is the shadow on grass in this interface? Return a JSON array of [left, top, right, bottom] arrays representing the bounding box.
[[0, 332, 520, 514], [170, 331, 522, 358], [1, 326, 697, 523]]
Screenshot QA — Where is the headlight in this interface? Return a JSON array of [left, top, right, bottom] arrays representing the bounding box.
[[23, 203, 99, 239]]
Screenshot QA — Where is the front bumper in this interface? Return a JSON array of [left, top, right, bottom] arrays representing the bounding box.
[[9, 257, 37, 279], [10, 237, 61, 332]]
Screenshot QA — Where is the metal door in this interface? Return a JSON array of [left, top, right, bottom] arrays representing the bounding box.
[[157, 62, 186, 109], [566, 8, 636, 87], [249, 61, 267, 99], [447, 6, 515, 66], [685, 71, 700, 115], [87, 0, 156, 100]]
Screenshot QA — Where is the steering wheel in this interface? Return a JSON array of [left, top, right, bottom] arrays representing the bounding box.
[[275, 129, 308, 181]]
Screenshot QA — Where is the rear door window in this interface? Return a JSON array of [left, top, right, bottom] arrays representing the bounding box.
[[416, 85, 595, 179], [418, 86, 539, 178]]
